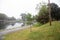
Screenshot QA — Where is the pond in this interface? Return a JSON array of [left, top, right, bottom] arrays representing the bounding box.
[[6, 23, 23, 29]]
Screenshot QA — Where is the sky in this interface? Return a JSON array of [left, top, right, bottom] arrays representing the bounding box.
[[0, 0, 60, 19]]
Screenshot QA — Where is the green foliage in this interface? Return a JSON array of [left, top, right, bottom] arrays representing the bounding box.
[[50, 3, 60, 20], [36, 5, 49, 24], [25, 13, 33, 25], [36, 3, 60, 24], [21, 13, 33, 25], [26, 13, 33, 21], [38, 5, 48, 16]]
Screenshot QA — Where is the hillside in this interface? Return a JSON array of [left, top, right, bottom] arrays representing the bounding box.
[[4, 21, 60, 40]]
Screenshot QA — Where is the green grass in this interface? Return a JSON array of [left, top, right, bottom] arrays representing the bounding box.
[[4, 21, 60, 40], [33, 22, 42, 27]]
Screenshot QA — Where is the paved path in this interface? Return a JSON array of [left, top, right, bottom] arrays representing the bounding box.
[[0, 26, 30, 40]]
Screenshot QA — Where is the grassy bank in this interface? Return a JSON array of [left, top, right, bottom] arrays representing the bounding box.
[[4, 21, 60, 40]]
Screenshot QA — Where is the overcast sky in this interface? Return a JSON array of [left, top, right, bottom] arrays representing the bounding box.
[[0, 0, 60, 18]]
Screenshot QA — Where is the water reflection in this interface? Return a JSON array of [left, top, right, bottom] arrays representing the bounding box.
[[6, 23, 23, 29], [0, 22, 9, 29], [0, 21, 24, 30]]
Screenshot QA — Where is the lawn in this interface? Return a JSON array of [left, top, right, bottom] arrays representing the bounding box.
[[4, 21, 60, 40]]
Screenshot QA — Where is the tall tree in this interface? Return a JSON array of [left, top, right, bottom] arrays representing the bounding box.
[[50, 3, 60, 20], [36, 5, 49, 24], [36, 3, 60, 24]]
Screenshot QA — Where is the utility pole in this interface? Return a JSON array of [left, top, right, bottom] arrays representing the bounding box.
[[48, 0, 52, 26]]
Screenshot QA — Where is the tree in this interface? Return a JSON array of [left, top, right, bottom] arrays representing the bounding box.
[[21, 13, 27, 25], [21, 13, 33, 25], [21, 13, 33, 32], [8, 17, 16, 21], [36, 5, 49, 24], [0, 13, 8, 29], [50, 3, 60, 20], [26, 13, 33, 25], [36, 3, 60, 24], [0, 13, 8, 20], [21, 13, 26, 21]]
